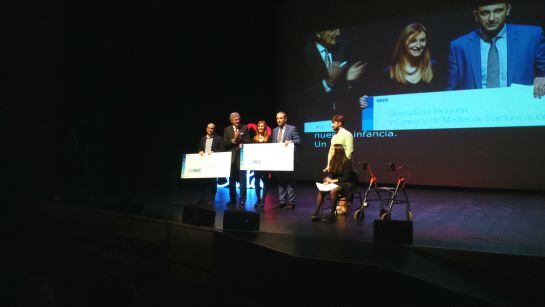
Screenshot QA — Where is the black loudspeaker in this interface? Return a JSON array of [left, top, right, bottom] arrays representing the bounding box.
[[373, 219, 413, 244], [182, 206, 216, 227], [223, 211, 260, 231]]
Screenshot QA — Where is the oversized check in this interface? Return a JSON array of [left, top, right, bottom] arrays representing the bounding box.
[[240, 143, 294, 171], [362, 84, 545, 131], [180, 152, 232, 179]]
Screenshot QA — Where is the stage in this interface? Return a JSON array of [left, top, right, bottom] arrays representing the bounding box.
[[134, 182, 545, 304], [139, 182, 545, 258], [13, 182, 545, 305]]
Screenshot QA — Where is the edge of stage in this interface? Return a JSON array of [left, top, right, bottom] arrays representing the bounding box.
[[15, 182, 545, 305]]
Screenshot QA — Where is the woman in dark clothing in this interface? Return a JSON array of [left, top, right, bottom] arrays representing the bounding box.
[[311, 144, 354, 222], [359, 23, 444, 106], [377, 59, 441, 95], [253, 120, 270, 208]]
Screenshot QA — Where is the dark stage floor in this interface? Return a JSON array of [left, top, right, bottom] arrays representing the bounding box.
[[135, 182, 545, 258], [17, 182, 545, 305]]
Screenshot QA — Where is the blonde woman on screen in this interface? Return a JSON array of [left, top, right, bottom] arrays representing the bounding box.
[[360, 23, 443, 108]]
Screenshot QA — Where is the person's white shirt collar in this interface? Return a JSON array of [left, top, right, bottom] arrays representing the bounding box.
[[315, 42, 327, 53], [478, 23, 507, 41], [315, 42, 329, 61]]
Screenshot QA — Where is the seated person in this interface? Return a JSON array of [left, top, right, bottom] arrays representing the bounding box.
[[312, 144, 354, 222]]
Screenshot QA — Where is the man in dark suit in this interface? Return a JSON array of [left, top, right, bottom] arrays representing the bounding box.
[[447, 1, 545, 97], [271, 112, 301, 209], [304, 28, 366, 122], [223, 112, 250, 206], [198, 123, 224, 205]]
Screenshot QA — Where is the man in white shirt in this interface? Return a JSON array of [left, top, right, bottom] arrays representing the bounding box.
[[198, 123, 224, 205]]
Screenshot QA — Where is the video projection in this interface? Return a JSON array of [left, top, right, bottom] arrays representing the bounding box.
[[281, 2, 545, 190]]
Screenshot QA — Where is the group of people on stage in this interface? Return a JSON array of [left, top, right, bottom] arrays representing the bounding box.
[[304, 1, 545, 118], [198, 111, 300, 210], [198, 112, 358, 223], [194, 1, 545, 225]]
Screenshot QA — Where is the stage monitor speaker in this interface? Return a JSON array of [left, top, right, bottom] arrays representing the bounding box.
[[223, 211, 260, 231], [373, 219, 413, 244], [182, 206, 216, 227]]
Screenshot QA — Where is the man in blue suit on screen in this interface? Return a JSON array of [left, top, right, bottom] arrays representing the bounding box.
[[447, 1, 545, 98]]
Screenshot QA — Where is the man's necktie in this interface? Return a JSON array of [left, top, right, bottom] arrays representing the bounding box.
[[278, 127, 283, 143], [487, 37, 500, 88]]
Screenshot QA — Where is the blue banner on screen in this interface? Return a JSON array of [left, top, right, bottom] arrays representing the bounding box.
[[304, 121, 332, 133], [362, 84, 545, 131]]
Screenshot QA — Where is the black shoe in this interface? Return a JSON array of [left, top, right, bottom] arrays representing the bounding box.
[[254, 200, 261, 208], [286, 203, 295, 209], [274, 203, 286, 209], [311, 214, 321, 222], [259, 200, 265, 208]]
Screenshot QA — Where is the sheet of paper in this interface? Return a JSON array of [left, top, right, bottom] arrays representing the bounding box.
[[315, 182, 339, 192]]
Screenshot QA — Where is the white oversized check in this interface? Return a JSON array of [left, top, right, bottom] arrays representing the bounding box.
[[240, 143, 294, 171], [361, 84, 545, 131], [180, 152, 232, 179]]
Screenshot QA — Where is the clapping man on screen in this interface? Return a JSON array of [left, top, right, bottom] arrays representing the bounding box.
[[304, 28, 367, 120]]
